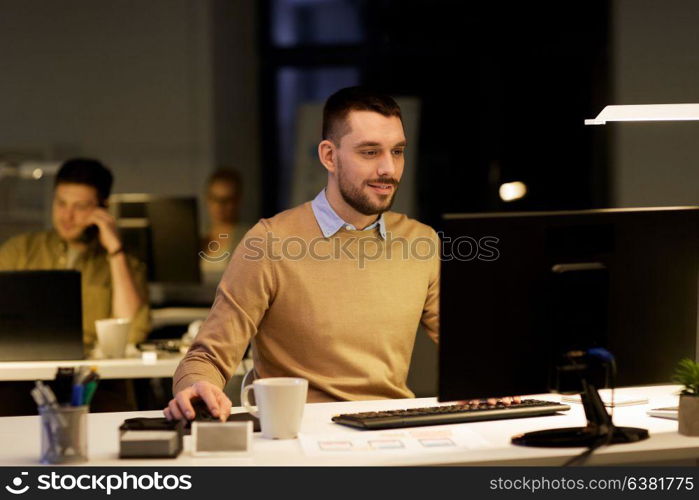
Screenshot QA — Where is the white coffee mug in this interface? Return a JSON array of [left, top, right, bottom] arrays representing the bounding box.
[[95, 318, 131, 358], [241, 377, 308, 439]]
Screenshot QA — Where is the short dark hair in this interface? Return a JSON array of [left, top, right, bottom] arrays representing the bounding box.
[[207, 168, 243, 197], [322, 86, 402, 144], [55, 158, 113, 204]]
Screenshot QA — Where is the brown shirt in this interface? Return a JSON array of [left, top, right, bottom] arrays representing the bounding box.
[[174, 202, 440, 402], [0, 230, 150, 349]]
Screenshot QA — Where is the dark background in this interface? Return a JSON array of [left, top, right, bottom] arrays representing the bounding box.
[[1, 0, 697, 240], [258, 0, 611, 230]]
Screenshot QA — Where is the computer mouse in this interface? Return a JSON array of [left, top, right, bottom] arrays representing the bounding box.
[[184, 398, 261, 434], [190, 398, 219, 421]]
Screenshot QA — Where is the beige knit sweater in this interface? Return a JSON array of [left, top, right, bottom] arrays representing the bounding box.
[[173, 202, 440, 402]]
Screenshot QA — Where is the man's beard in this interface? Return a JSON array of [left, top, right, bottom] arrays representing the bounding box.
[[337, 159, 399, 216]]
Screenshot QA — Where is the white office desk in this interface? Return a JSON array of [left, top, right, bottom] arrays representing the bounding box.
[[0, 356, 183, 381], [0, 385, 697, 466], [150, 307, 211, 330], [0, 355, 251, 381]]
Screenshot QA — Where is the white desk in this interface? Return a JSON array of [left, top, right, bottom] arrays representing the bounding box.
[[150, 307, 210, 330], [1, 385, 697, 466], [0, 355, 251, 381], [0, 356, 182, 381]]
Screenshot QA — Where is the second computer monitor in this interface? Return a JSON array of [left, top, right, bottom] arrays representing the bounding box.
[[0, 270, 84, 361], [110, 194, 201, 284], [439, 207, 699, 402]]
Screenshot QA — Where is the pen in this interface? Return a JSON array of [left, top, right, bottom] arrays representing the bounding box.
[[34, 381, 66, 427], [30, 387, 45, 407], [82, 366, 99, 384], [71, 384, 84, 407], [75, 366, 88, 385], [83, 378, 99, 406], [36, 381, 58, 407]]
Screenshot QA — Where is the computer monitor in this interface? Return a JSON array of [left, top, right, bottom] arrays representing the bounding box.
[[0, 270, 84, 360], [439, 207, 698, 446], [109, 194, 201, 284]]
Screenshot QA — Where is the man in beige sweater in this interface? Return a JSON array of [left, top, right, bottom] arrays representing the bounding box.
[[165, 87, 440, 421]]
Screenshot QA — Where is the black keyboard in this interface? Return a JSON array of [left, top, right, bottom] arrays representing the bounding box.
[[332, 399, 570, 430]]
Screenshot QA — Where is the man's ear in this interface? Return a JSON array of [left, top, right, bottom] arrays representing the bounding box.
[[318, 139, 337, 174]]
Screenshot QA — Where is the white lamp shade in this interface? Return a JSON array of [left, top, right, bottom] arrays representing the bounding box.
[[585, 103, 699, 125]]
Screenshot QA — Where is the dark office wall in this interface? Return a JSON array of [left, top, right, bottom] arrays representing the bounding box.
[[362, 1, 611, 229], [612, 0, 699, 207], [210, 0, 261, 223], [0, 0, 261, 231], [0, 1, 212, 194]]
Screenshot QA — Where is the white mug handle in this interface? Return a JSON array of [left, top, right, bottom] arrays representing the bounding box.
[[239, 368, 256, 406], [241, 384, 259, 418]]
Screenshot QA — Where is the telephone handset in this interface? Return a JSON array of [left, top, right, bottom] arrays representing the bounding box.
[[78, 200, 107, 243]]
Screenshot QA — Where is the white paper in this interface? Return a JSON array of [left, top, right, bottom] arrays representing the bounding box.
[[561, 389, 648, 407], [298, 427, 491, 457]]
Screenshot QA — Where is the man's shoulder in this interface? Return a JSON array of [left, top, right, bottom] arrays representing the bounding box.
[[383, 211, 438, 240], [249, 202, 317, 238], [1, 230, 54, 250], [0, 230, 57, 269]]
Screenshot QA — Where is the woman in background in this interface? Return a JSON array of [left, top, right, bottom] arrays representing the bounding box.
[[200, 169, 251, 284]]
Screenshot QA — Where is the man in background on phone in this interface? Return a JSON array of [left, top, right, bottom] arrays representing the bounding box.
[[0, 158, 149, 413]]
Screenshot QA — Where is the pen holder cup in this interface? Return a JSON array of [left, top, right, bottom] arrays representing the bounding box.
[[39, 405, 88, 464]]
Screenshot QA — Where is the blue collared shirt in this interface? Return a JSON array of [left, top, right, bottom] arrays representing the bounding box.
[[311, 190, 387, 239]]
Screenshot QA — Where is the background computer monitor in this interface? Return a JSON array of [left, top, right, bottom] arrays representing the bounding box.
[[0, 270, 84, 360], [109, 194, 201, 284], [439, 207, 699, 402]]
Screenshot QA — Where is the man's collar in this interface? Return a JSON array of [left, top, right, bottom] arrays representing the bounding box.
[[48, 229, 103, 256], [311, 189, 386, 239], [47, 230, 67, 253]]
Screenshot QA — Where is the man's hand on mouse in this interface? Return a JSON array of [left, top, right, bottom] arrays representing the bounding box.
[[163, 381, 232, 422]]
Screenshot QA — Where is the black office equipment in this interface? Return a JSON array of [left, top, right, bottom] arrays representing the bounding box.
[[181, 399, 261, 434], [439, 207, 698, 446], [109, 194, 201, 284], [0, 270, 84, 360], [332, 399, 570, 430], [119, 418, 184, 458]]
